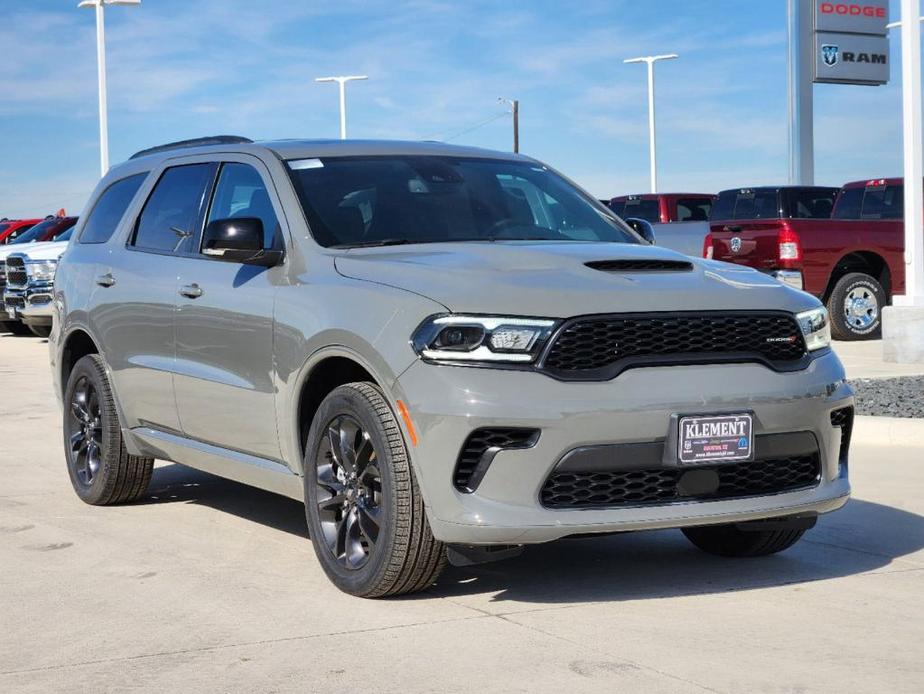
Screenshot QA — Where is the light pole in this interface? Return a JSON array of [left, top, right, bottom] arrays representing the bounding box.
[[623, 54, 678, 194], [78, 0, 141, 176], [315, 76, 368, 139], [498, 98, 520, 153]]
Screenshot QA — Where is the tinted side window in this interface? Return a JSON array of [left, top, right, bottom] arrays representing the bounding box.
[[133, 164, 213, 253], [80, 173, 148, 244], [676, 198, 711, 222], [833, 187, 863, 219], [710, 192, 735, 220], [862, 185, 903, 220], [205, 163, 280, 249]]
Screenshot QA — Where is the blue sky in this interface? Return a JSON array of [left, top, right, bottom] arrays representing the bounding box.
[[0, 0, 908, 218]]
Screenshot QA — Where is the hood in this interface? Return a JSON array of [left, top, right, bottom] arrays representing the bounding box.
[[334, 241, 819, 316], [0, 240, 69, 262]]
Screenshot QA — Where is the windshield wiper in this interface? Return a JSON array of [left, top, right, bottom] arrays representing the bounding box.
[[331, 238, 416, 249]]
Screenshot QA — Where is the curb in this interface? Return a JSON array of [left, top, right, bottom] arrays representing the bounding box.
[[853, 415, 924, 448]]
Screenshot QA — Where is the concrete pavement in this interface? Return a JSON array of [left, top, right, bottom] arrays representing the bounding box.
[[832, 338, 924, 379], [1, 332, 922, 693]]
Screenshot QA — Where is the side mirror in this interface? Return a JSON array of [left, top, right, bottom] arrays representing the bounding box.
[[202, 218, 283, 267], [624, 217, 656, 244]]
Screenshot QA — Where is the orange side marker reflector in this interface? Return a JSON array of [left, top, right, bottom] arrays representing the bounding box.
[[396, 400, 418, 447]]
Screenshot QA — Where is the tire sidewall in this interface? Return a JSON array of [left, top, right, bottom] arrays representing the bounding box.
[[63, 355, 122, 504], [829, 273, 885, 340], [303, 385, 402, 595]]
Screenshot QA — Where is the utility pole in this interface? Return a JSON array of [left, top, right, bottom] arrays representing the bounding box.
[[315, 75, 368, 139], [499, 98, 519, 153], [623, 54, 678, 193]]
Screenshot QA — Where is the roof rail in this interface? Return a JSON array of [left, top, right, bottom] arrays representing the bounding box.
[[129, 135, 253, 160]]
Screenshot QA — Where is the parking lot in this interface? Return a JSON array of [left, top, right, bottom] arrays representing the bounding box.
[[0, 332, 920, 693]]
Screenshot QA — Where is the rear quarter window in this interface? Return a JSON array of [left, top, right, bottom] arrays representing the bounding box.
[[80, 172, 149, 244]]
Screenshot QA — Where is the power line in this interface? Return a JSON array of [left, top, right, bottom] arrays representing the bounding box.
[[422, 110, 509, 142]]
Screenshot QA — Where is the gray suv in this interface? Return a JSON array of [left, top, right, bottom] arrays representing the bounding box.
[[51, 137, 853, 597]]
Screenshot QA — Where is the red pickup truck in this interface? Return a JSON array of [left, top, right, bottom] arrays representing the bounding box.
[[608, 193, 715, 224], [708, 181, 905, 341]]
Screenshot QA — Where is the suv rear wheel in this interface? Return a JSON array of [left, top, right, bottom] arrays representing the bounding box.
[[304, 382, 446, 597], [682, 523, 805, 557], [64, 355, 154, 505], [827, 272, 885, 340]]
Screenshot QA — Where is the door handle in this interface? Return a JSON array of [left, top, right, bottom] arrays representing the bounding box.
[[95, 273, 116, 288], [179, 283, 203, 299]]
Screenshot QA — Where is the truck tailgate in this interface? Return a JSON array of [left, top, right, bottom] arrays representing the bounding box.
[[710, 221, 783, 270]]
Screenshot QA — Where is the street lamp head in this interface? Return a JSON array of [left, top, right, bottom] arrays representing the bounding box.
[[624, 53, 679, 65], [316, 75, 369, 84], [79, 0, 141, 6]]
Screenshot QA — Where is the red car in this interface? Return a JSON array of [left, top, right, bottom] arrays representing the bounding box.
[[708, 181, 906, 341], [0, 219, 41, 244], [607, 193, 715, 224], [4, 216, 78, 245]]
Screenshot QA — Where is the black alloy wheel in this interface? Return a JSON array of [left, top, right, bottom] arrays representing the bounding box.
[[314, 414, 383, 570], [303, 382, 446, 597], [68, 375, 104, 487]]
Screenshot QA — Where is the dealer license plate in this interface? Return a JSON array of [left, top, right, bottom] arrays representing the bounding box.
[[678, 413, 753, 464], [6, 308, 16, 320]]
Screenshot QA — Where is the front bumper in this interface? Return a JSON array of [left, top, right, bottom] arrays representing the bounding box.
[[3, 284, 54, 325], [395, 350, 852, 545]]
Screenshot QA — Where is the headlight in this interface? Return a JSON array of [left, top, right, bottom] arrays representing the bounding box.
[[412, 315, 558, 364], [27, 260, 58, 282], [796, 307, 831, 351]]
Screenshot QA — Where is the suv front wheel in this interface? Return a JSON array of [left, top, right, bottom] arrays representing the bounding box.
[[304, 382, 446, 597]]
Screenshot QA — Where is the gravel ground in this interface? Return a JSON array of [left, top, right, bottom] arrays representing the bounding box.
[[849, 376, 924, 419]]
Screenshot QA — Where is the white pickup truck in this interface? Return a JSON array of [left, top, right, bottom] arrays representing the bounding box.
[[2, 234, 71, 337], [607, 193, 714, 258]]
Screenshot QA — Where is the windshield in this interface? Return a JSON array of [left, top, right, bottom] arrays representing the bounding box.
[[287, 156, 639, 247], [11, 218, 74, 244]]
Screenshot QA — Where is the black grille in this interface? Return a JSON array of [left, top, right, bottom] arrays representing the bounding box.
[[455, 428, 539, 492], [542, 312, 808, 378], [5, 256, 27, 288], [585, 259, 693, 272], [0, 261, 6, 290], [4, 294, 25, 310], [540, 455, 821, 509], [830, 406, 854, 464]]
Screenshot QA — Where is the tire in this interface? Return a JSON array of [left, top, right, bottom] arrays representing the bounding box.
[[63, 354, 154, 505], [28, 325, 51, 338], [826, 272, 885, 341], [682, 523, 806, 557], [3, 321, 31, 336], [303, 382, 446, 597]]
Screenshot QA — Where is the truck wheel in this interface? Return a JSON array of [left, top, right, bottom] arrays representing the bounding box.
[[304, 382, 446, 597], [682, 524, 805, 557], [28, 325, 52, 338], [63, 355, 154, 505], [826, 272, 885, 340]]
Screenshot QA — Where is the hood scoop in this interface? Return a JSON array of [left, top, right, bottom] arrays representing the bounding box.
[[585, 259, 694, 273]]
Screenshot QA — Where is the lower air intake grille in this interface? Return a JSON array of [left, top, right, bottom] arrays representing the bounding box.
[[454, 428, 539, 492], [540, 454, 821, 509], [830, 406, 854, 464], [542, 312, 809, 379]]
